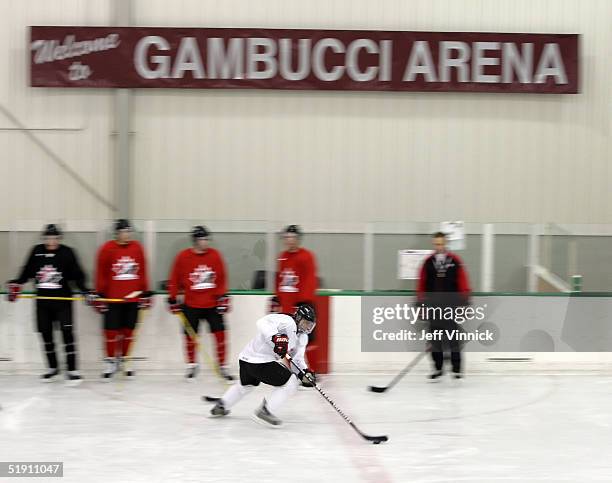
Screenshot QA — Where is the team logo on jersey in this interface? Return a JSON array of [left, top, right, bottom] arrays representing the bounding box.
[[189, 265, 217, 290], [36, 265, 62, 289], [434, 255, 455, 278], [112, 256, 139, 280], [279, 268, 299, 293]]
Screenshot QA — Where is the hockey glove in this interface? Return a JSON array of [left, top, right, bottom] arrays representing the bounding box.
[[271, 333, 289, 358], [299, 368, 317, 387], [167, 297, 181, 314], [216, 294, 231, 315], [7, 281, 21, 302], [138, 291, 154, 310], [87, 291, 108, 314]]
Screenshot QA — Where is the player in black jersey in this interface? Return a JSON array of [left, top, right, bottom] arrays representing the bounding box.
[[7, 224, 89, 386]]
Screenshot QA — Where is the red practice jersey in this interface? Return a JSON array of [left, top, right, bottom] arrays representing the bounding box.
[[168, 248, 227, 309], [95, 240, 149, 300], [275, 247, 317, 313]]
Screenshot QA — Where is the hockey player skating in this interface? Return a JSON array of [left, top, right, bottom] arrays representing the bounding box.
[[209, 303, 317, 427], [90, 219, 152, 380], [167, 225, 233, 381], [7, 224, 89, 386]]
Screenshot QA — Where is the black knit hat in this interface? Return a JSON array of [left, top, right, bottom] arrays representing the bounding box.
[[43, 224, 62, 237], [192, 225, 210, 240], [284, 225, 302, 237], [115, 219, 132, 231]]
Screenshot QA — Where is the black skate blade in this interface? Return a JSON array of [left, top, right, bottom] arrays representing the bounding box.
[[202, 395, 221, 402]]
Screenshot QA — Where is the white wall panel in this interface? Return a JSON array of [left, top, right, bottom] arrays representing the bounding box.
[[132, 0, 612, 224], [0, 1, 609, 226], [0, 0, 115, 227]]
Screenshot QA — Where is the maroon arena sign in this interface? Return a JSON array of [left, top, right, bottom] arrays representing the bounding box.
[[30, 27, 579, 93]]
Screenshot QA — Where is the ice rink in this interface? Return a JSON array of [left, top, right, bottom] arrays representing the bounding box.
[[2, 372, 612, 482]]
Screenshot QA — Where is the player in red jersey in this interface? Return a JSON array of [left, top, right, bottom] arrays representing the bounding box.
[[270, 225, 318, 387], [91, 219, 152, 380], [272, 225, 318, 315], [167, 226, 233, 381]]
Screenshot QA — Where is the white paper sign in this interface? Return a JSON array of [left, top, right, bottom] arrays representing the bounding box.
[[398, 249, 433, 279], [440, 221, 466, 251]]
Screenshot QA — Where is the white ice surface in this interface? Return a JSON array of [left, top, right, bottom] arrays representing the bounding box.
[[1, 373, 612, 483]]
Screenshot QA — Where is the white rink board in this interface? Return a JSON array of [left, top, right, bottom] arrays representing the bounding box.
[[0, 296, 267, 373], [331, 296, 612, 372], [2, 295, 612, 374]]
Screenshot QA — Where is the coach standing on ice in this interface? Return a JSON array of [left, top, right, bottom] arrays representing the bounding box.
[[7, 224, 89, 385], [417, 231, 471, 380]]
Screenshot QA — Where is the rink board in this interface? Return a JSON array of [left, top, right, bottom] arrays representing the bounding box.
[[2, 294, 612, 373]]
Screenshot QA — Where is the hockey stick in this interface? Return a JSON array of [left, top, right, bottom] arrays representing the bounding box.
[[121, 307, 147, 378], [176, 312, 227, 382], [368, 350, 429, 393], [286, 355, 388, 444], [18, 294, 124, 302]]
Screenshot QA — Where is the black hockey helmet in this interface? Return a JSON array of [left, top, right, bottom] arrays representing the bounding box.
[[283, 224, 302, 238], [192, 225, 210, 240], [43, 224, 62, 237], [115, 219, 132, 231], [294, 303, 316, 334]]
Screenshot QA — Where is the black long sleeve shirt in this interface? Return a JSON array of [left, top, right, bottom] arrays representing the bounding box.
[[13, 244, 88, 297]]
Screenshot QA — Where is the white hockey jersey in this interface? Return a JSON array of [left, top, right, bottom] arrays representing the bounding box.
[[239, 313, 309, 371]]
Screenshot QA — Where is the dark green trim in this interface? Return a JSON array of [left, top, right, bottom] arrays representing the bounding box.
[[10, 290, 612, 297], [228, 289, 272, 296], [236, 289, 612, 297]]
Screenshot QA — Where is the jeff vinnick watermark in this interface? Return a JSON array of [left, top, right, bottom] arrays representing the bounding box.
[[370, 302, 492, 343], [362, 295, 612, 352], [361, 296, 497, 352]]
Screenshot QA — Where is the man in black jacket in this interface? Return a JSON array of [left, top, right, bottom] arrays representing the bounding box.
[[417, 231, 471, 380], [7, 224, 89, 385]]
